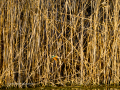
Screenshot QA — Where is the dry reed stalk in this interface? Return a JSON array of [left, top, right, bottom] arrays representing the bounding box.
[[113, 0, 118, 85], [0, 0, 3, 85], [80, 1, 84, 85], [102, 0, 106, 84], [93, 0, 99, 84]]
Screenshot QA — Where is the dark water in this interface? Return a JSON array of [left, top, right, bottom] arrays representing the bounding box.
[[1, 87, 120, 90]]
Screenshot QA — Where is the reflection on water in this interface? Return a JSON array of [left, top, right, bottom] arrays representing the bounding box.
[[1, 87, 120, 90]]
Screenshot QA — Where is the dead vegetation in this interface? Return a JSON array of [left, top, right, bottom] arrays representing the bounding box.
[[0, 0, 120, 88]]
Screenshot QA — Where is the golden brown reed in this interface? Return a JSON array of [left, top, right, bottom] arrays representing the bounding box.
[[0, 0, 120, 88]]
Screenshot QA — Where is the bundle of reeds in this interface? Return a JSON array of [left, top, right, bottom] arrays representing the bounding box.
[[0, 0, 120, 88]]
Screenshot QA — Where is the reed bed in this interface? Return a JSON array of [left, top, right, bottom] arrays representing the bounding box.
[[0, 0, 120, 88]]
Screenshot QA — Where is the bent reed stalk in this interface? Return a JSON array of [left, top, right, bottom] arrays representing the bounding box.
[[0, 0, 120, 88]]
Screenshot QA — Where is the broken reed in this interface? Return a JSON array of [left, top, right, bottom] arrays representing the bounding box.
[[0, 0, 120, 88]]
